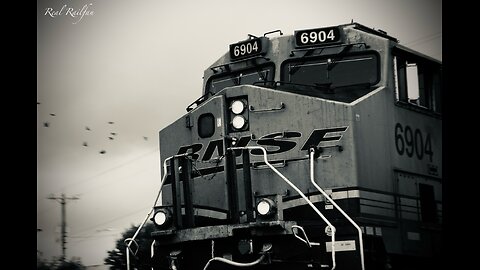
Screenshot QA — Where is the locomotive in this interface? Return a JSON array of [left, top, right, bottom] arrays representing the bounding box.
[[128, 22, 442, 270]]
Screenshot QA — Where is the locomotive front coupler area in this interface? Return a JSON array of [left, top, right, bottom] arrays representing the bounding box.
[[151, 220, 298, 245], [151, 221, 298, 269]]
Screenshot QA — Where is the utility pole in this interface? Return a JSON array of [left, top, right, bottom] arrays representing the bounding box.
[[48, 193, 79, 262]]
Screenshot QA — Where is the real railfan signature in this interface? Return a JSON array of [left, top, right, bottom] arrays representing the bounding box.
[[44, 3, 94, 24]]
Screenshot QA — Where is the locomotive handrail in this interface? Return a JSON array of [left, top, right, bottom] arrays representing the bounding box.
[[248, 102, 285, 113], [150, 240, 155, 270], [264, 29, 283, 37], [210, 55, 271, 73], [203, 254, 266, 270], [309, 148, 365, 270], [292, 225, 320, 247], [228, 146, 337, 270], [252, 160, 286, 169], [125, 154, 189, 270], [186, 92, 212, 112]]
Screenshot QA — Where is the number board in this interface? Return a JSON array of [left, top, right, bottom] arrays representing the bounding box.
[[229, 37, 264, 61], [295, 27, 341, 47]]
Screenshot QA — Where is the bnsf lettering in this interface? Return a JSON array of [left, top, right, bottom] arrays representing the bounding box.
[[202, 139, 223, 161], [177, 143, 203, 160], [301, 127, 348, 150], [176, 127, 348, 161], [231, 136, 251, 156], [252, 131, 301, 155]]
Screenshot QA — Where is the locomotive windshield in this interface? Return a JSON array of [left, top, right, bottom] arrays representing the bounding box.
[[280, 52, 379, 103], [206, 65, 275, 95]]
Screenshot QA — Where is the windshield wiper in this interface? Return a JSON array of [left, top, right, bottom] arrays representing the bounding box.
[[257, 70, 267, 81], [254, 80, 332, 91], [186, 92, 212, 112], [289, 44, 355, 76], [327, 44, 353, 71], [289, 49, 316, 76], [231, 75, 240, 86]]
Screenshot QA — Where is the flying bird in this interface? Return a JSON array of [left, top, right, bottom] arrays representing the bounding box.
[[100, 150, 106, 154], [50, 113, 56, 116], [108, 137, 114, 140], [83, 142, 88, 147], [110, 132, 117, 136], [37, 102, 41, 105], [85, 126, 91, 131], [108, 121, 114, 124], [43, 122, 50, 127], [143, 136, 148, 141]]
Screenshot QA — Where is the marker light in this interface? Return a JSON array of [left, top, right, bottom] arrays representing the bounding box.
[[152, 209, 171, 227], [231, 100, 246, 114], [231, 115, 247, 130], [256, 198, 276, 216]]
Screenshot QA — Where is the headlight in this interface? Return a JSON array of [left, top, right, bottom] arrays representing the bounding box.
[[256, 198, 276, 216], [152, 208, 171, 227], [154, 212, 167, 225], [231, 100, 246, 114], [231, 115, 247, 130], [227, 97, 249, 132]]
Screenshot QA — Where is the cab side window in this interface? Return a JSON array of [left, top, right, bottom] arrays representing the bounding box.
[[393, 48, 442, 114]]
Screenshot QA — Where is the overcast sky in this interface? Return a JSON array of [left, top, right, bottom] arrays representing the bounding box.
[[37, 0, 442, 266]]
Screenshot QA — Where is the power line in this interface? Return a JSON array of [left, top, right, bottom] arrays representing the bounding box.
[[68, 206, 149, 248], [39, 164, 158, 227], [404, 32, 442, 47], [39, 149, 160, 258], [42, 148, 159, 198], [48, 193, 80, 263], [76, 163, 158, 198], [72, 205, 149, 237]]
